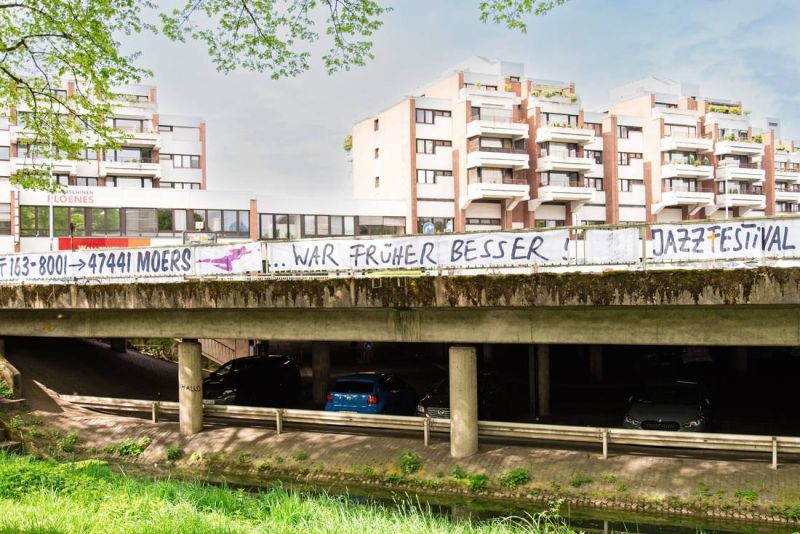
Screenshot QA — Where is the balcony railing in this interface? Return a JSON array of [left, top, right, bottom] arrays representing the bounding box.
[[468, 145, 527, 154], [663, 131, 699, 138], [112, 125, 155, 133], [662, 158, 709, 166], [542, 121, 583, 129], [776, 164, 800, 172], [776, 184, 800, 192], [718, 161, 761, 169], [468, 174, 528, 185], [104, 156, 156, 164], [719, 185, 763, 195], [470, 115, 527, 124], [540, 177, 583, 188], [778, 204, 800, 213]]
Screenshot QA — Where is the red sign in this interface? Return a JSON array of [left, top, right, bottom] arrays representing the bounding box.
[[57, 237, 151, 250]]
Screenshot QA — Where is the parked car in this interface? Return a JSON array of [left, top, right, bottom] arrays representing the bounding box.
[[324, 373, 418, 415], [623, 381, 711, 432], [415, 371, 515, 420], [203, 355, 301, 407]]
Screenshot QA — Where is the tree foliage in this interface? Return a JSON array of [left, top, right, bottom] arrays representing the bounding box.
[[0, 0, 567, 191]]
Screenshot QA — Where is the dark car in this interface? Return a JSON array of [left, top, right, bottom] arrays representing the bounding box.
[[203, 355, 301, 407], [623, 381, 711, 432], [415, 371, 514, 420], [324, 373, 418, 415]]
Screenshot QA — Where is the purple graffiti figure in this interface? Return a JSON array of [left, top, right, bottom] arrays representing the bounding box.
[[197, 246, 253, 272]]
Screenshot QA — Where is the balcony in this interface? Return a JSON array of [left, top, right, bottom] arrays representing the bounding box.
[[466, 146, 529, 170], [776, 184, 800, 203], [536, 153, 595, 173], [535, 123, 595, 145], [460, 173, 530, 210], [711, 185, 765, 216], [651, 184, 715, 215], [11, 157, 77, 176], [660, 135, 713, 153], [112, 125, 160, 147], [528, 177, 596, 211], [715, 162, 765, 182], [466, 116, 528, 140], [660, 162, 714, 180], [775, 164, 800, 183], [714, 138, 764, 156], [100, 157, 161, 178]]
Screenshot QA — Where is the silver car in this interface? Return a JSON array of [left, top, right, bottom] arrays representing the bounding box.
[[623, 382, 710, 432]]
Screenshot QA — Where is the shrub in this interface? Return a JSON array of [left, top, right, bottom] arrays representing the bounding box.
[[498, 468, 530, 489], [602, 474, 617, 484], [108, 437, 151, 457], [616, 483, 627, 492], [0, 380, 13, 399], [292, 451, 308, 462], [450, 465, 466, 479], [396, 451, 421, 475], [236, 453, 253, 465], [696, 482, 711, 498], [342, 134, 352, 152], [57, 431, 79, 453], [734, 490, 758, 503], [465, 474, 488, 492], [569, 473, 592, 488], [165, 445, 183, 462]]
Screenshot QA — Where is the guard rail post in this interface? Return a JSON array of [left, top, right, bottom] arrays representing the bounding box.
[[423, 416, 430, 447], [151, 401, 159, 423], [601, 429, 608, 460], [276, 409, 283, 436], [772, 437, 778, 470]]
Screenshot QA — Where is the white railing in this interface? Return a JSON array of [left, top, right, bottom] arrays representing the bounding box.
[[62, 394, 800, 468]]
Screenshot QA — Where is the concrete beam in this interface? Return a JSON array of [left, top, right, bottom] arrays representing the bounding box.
[[311, 341, 331, 407], [0, 306, 798, 346], [449, 346, 478, 458], [178, 340, 203, 436]]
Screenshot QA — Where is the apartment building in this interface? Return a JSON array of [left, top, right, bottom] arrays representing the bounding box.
[[351, 57, 800, 232]]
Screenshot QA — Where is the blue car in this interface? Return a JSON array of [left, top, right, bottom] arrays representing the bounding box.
[[324, 373, 418, 415]]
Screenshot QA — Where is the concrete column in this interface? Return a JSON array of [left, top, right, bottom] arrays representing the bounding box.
[[312, 341, 331, 406], [178, 339, 203, 436], [734, 346, 748, 373], [589, 344, 603, 383], [110, 338, 127, 353], [537, 344, 551, 418], [528, 344, 537, 417], [449, 346, 478, 458], [0, 338, 5, 356]]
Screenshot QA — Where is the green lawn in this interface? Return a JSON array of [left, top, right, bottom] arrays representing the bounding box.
[[0, 454, 574, 533]]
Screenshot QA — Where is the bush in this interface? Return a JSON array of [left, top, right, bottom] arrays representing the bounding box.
[[57, 432, 79, 453], [165, 445, 183, 462], [450, 465, 466, 479], [107, 437, 151, 457], [734, 490, 758, 503], [498, 468, 530, 489], [0, 380, 13, 399], [569, 473, 592, 488], [465, 474, 488, 492], [292, 451, 308, 462], [396, 451, 421, 475]]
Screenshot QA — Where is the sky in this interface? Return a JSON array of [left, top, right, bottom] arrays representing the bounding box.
[[124, 0, 800, 198]]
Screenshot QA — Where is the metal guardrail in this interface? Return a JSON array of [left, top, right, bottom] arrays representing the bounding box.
[[62, 394, 800, 468]]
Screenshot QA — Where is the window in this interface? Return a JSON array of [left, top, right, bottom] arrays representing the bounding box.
[[105, 176, 153, 188], [55, 175, 70, 186], [466, 218, 501, 226], [373, 119, 379, 131], [416, 169, 437, 184], [163, 154, 201, 169], [105, 147, 153, 163], [416, 139, 451, 154], [79, 147, 98, 161], [539, 142, 577, 158], [619, 179, 633, 192], [374, 176, 380, 188], [664, 124, 696, 138], [20, 206, 49, 237], [417, 217, 453, 234], [161, 181, 201, 190], [330, 216, 344, 236], [541, 171, 579, 187], [158, 125, 173, 133], [584, 123, 602, 136], [90, 208, 121, 236], [509, 76, 520, 82], [585, 150, 602, 164], [585, 177, 603, 191], [617, 152, 642, 166], [655, 102, 678, 109], [76, 177, 99, 187], [618, 125, 642, 139], [415, 109, 450, 124], [112, 118, 146, 132], [358, 216, 405, 236], [374, 147, 379, 159], [124, 208, 158, 235], [0, 146, 9, 161], [0, 203, 9, 235], [207, 210, 222, 232], [535, 220, 565, 228], [541, 112, 577, 126]]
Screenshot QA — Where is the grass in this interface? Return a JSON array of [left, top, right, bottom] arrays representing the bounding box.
[[0, 453, 574, 533], [104, 437, 151, 457], [165, 445, 183, 462], [568, 474, 592, 489]]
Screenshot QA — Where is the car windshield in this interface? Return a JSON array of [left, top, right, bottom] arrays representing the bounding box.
[[635, 386, 699, 405], [332, 380, 374, 393]]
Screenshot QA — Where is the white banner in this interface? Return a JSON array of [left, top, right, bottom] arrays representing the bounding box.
[[648, 219, 800, 262], [584, 228, 641, 264], [267, 231, 571, 272], [0, 242, 263, 283]]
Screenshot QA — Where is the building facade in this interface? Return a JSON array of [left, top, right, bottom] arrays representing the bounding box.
[[350, 57, 800, 233]]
